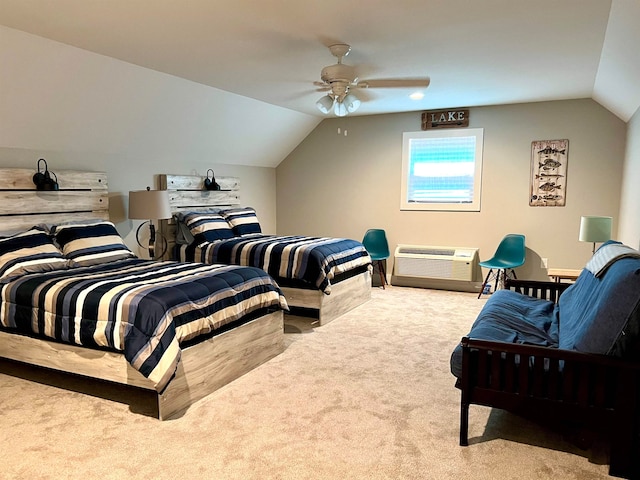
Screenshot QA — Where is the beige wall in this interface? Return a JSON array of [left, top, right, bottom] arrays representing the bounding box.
[[619, 106, 640, 249], [276, 99, 627, 280], [0, 26, 318, 169], [0, 26, 311, 256]]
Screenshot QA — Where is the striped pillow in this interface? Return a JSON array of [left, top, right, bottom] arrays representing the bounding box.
[[182, 212, 235, 243], [221, 207, 262, 236], [0, 227, 71, 281], [52, 221, 136, 266]]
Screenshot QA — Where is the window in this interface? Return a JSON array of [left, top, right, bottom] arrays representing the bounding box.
[[401, 128, 484, 211]]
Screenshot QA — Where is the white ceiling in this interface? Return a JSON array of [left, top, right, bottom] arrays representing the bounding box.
[[1, 0, 639, 121]]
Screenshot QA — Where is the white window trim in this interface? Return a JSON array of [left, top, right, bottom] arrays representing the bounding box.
[[401, 128, 484, 211]]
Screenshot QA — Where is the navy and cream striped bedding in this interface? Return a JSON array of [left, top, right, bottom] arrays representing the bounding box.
[[52, 221, 137, 266], [177, 235, 372, 294], [0, 258, 288, 392]]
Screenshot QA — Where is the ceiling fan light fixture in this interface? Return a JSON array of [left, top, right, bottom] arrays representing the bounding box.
[[409, 91, 425, 100], [343, 92, 361, 113], [334, 101, 348, 117], [316, 94, 334, 114]]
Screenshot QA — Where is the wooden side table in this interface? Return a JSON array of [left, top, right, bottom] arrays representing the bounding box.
[[547, 268, 582, 283]]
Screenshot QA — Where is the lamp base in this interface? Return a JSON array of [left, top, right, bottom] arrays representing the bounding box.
[[135, 221, 167, 259]]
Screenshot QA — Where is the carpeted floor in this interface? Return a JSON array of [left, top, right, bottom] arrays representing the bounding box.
[[0, 286, 615, 479]]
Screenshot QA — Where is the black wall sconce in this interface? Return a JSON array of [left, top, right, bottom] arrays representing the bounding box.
[[203, 169, 221, 191], [32, 158, 59, 191]]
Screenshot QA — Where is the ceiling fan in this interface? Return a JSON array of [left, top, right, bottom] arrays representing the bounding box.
[[314, 43, 430, 117]]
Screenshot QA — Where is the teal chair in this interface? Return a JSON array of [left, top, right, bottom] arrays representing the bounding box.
[[478, 234, 526, 298], [362, 229, 390, 289]]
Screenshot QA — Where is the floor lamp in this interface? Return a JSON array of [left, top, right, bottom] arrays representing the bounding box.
[[128, 187, 172, 259], [579, 215, 612, 254]]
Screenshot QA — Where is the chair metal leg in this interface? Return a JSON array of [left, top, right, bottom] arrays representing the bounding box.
[[376, 260, 387, 289], [478, 268, 494, 299], [494, 268, 504, 291]]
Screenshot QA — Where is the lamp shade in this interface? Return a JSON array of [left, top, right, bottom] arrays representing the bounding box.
[[334, 101, 347, 117], [128, 188, 172, 220], [316, 95, 334, 114], [343, 92, 361, 113], [579, 216, 612, 243]]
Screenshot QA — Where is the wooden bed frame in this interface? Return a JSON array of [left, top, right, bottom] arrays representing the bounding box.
[[159, 173, 371, 326], [0, 167, 284, 419]]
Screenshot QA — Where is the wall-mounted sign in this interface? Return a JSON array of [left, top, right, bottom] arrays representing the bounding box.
[[530, 139, 569, 207], [421, 109, 469, 129]]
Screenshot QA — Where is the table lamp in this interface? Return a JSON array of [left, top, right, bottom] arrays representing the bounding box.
[[579, 215, 612, 254], [128, 187, 172, 259]]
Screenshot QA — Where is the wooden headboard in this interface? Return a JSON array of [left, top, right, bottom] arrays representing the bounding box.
[[158, 173, 241, 258], [0, 168, 109, 232]]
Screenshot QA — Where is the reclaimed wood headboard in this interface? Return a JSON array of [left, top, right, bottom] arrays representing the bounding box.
[[0, 168, 109, 231], [158, 173, 241, 258]]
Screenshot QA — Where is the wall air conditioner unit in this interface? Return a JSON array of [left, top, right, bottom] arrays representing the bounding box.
[[391, 244, 482, 293]]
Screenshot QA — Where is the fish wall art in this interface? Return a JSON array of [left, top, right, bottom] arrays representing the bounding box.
[[530, 139, 569, 206]]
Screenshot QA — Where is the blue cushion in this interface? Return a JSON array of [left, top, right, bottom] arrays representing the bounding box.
[[558, 254, 640, 354], [450, 289, 558, 378]]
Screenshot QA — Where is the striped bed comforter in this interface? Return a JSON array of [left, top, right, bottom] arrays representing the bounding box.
[[177, 235, 372, 294], [0, 259, 288, 392]]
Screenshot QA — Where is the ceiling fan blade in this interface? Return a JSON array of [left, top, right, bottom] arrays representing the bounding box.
[[357, 78, 430, 89], [312, 81, 332, 93], [351, 89, 373, 103], [285, 86, 328, 101]]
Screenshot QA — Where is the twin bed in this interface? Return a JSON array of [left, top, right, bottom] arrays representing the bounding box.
[[0, 168, 372, 419], [159, 173, 372, 326], [0, 168, 287, 419]]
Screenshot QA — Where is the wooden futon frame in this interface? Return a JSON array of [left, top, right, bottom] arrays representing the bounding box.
[[458, 279, 640, 479]]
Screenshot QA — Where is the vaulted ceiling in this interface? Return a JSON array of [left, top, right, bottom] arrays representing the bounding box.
[[1, 0, 639, 122]]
